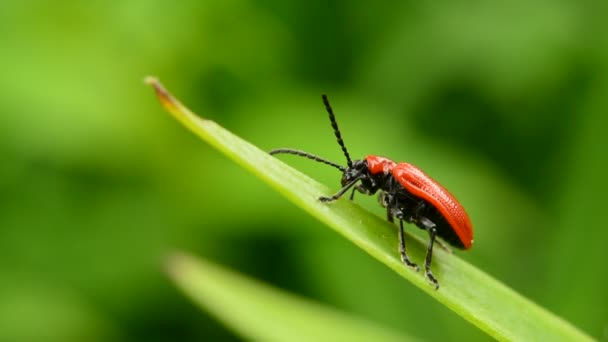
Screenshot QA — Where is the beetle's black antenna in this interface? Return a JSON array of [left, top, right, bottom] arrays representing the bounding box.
[[322, 95, 353, 167], [269, 148, 346, 171]]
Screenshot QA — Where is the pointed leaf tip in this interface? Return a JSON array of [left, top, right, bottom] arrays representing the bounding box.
[[145, 76, 183, 117]]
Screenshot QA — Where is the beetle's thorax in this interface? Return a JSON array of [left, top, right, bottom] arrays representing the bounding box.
[[366, 155, 396, 175], [341, 158, 392, 195]]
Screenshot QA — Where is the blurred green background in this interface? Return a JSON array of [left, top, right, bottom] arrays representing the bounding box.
[[1, 1, 607, 341]]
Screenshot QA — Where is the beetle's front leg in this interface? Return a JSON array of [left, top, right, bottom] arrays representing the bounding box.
[[349, 184, 370, 200], [319, 177, 361, 203]]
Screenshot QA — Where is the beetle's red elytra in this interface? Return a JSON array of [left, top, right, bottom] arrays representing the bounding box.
[[391, 162, 473, 249], [270, 95, 473, 289]]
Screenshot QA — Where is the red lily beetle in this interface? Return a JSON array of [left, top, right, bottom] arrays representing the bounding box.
[[270, 95, 473, 289]]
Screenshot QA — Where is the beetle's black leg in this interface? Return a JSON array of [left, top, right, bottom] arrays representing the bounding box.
[[409, 200, 450, 252], [420, 217, 439, 290], [399, 219, 419, 271], [349, 184, 368, 201], [319, 177, 361, 202], [377, 190, 389, 209], [386, 205, 394, 222]]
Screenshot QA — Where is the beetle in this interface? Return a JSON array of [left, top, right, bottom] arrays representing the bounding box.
[[270, 95, 473, 289]]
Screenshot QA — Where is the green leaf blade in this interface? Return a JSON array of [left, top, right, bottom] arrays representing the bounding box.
[[167, 253, 414, 342], [147, 77, 594, 341]]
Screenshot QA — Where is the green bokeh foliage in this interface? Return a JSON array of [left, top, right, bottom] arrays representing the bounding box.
[[1, 0, 606, 341]]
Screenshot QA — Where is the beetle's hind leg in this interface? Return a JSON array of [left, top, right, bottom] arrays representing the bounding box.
[[419, 217, 439, 290]]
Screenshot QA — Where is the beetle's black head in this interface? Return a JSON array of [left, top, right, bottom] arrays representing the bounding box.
[[341, 159, 369, 186]]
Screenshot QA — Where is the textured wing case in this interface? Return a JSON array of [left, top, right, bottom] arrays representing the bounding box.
[[392, 163, 473, 249]]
